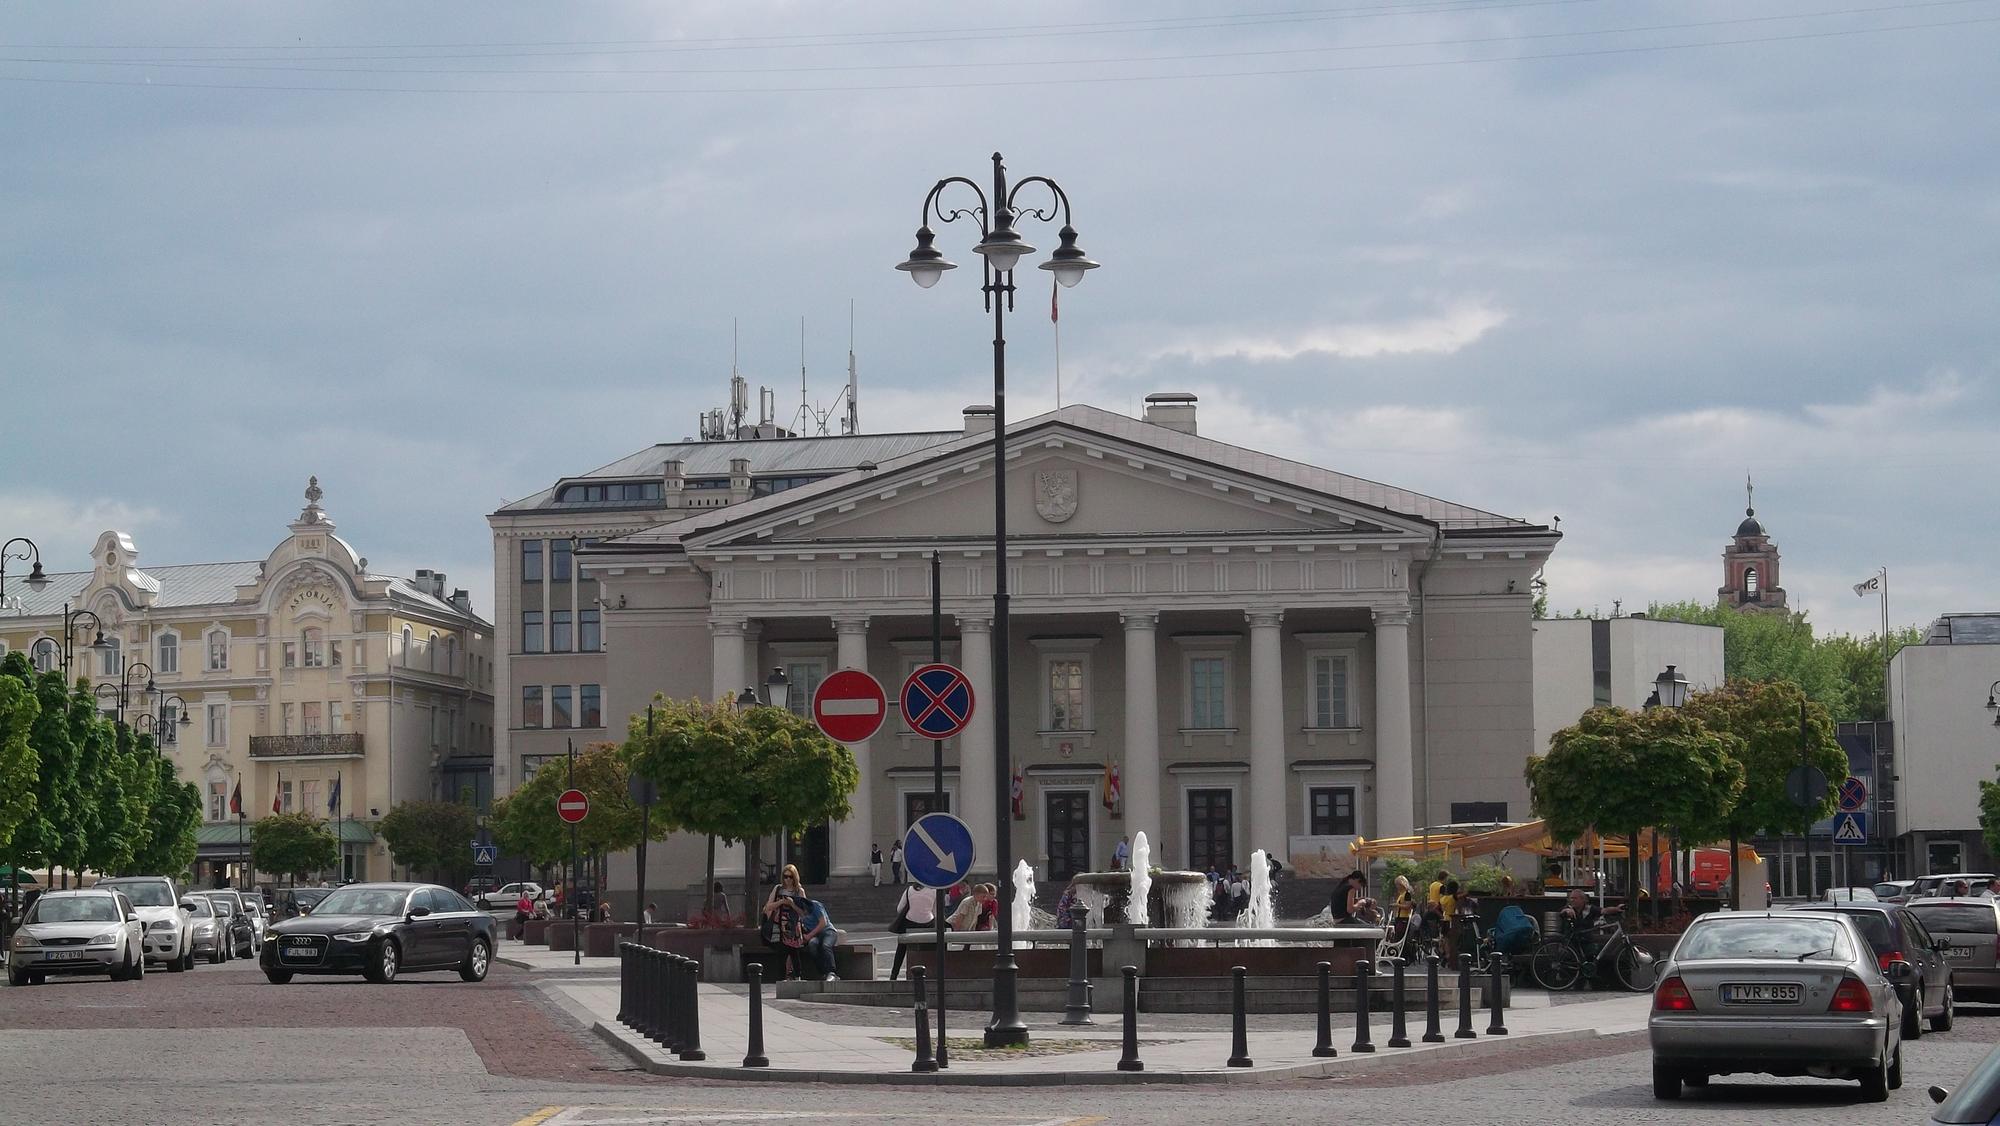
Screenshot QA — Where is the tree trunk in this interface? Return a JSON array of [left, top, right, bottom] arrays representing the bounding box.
[[703, 835, 716, 915], [745, 835, 762, 927], [1630, 828, 1643, 917]]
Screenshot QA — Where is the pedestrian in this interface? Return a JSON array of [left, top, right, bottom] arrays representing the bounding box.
[[595, 900, 615, 924], [796, 896, 840, 981], [888, 841, 903, 884], [711, 881, 732, 919], [642, 901, 657, 925], [1113, 836, 1130, 871], [1053, 880, 1083, 929], [1228, 868, 1250, 920], [512, 890, 533, 941], [888, 881, 937, 982], [870, 844, 883, 886], [1265, 850, 1282, 885]]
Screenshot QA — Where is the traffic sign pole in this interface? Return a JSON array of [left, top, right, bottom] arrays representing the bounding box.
[[929, 549, 947, 1069], [568, 741, 579, 966]]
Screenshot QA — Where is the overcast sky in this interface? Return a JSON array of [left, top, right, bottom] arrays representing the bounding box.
[[3, 1, 1993, 637]]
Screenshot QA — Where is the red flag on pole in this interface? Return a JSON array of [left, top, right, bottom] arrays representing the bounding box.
[[1103, 761, 1121, 811], [229, 778, 242, 816], [1050, 276, 1059, 323], [272, 772, 283, 814]]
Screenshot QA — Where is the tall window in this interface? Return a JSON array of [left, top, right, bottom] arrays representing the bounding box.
[[1308, 786, 1356, 836], [522, 686, 543, 729], [442, 636, 456, 676], [552, 685, 573, 729], [101, 636, 122, 677], [551, 538, 574, 581], [207, 780, 227, 822], [279, 779, 293, 814], [329, 700, 346, 733], [282, 703, 296, 735], [551, 611, 573, 652], [521, 539, 544, 582], [401, 626, 413, 667], [1744, 566, 1760, 596], [301, 779, 321, 819], [206, 630, 229, 670], [303, 628, 326, 667], [206, 702, 228, 747], [302, 701, 323, 735], [1307, 653, 1352, 727], [580, 684, 601, 728], [579, 609, 601, 652], [1188, 656, 1227, 728], [283, 642, 298, 669], [427, 632, 439, 671], [521, 612, 543, 654], [330, 639, 342, 666], [1046, 659, 1086, 730], [156, 631, 179, 674], [784, 661, 826, 716]]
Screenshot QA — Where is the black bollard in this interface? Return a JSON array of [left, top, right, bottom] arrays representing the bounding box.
[[1454, 954, 1478, 1040], [663, 952, 685, 1054], [642, 947, 664, 1045], [1061, 905, 1094, 1026], [910, 966, 937, 1073], [743, 963, 770, 1067], [677, 955, 706, 1061], [1227, 966, 1253, 1067], [1422, 954, 1445, 1043], [1350, 960, 1375, 1053], [1312, 961, 1337, 1058], [1487, 955, 1510, 1036], [1387, 957, 1411, 1048], [1117, 965, 1144, 1072], [617, 942, 632, 1025]]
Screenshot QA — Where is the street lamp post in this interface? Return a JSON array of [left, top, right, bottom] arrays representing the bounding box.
[[46, 603, 111, 683], [1647, 666, 1692, 914], [0, 537, 50, 603], [1984, 680, 2000, 728], [898, 152, 1099, 1048]]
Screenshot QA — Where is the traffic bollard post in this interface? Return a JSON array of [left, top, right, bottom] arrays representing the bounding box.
[[1312, 961, 1337, 1058], [1455, 954, 1478, 1040], [677, 954, 706, 1061], [1422, 954, 1445, 1043], [1227, 966, 1253, 1067], [616, 942, 632, 1026], [1117, 965, 1144, 1072], [1350, 960, 1375, 1053], [743, 962, 770, 1067], [1061, 905, 1094, 1026], [910, 966, 937, 1073], [1487, 955, 1510, 1036], [1388, 957, 1411, 1048]]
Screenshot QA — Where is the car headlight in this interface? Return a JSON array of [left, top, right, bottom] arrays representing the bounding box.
[[9, 933, 31, 950], [332, 930, 374, 943], [149, 919, 176, 932], [90, 933, 119, 945], [194, 923, 215, 936]]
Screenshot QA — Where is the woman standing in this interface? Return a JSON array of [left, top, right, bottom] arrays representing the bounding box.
[[887, 881, 937, 982]]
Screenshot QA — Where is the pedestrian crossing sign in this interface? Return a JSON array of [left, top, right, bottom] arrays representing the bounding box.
[[1831, 812, 1867, 844]]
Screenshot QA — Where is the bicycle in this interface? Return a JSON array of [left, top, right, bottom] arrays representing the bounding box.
[[1530, 915, 1654, 992]]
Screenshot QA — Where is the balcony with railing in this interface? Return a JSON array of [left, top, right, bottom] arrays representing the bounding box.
[[249, 733, 365, 760]]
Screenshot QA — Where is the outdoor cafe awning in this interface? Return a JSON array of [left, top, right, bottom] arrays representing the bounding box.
[[1351, 821, 1760, 865]]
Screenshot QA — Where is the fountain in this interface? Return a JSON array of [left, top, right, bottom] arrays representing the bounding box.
[[1011, 859, 1036, 933], [1239, 849, 1275, 943], [1127, 832, 1153, 924]]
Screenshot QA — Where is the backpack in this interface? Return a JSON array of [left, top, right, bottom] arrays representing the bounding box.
[[1493, 905, 1537, 955]]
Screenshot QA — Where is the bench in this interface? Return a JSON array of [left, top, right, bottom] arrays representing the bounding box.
[[739, 940, 877, 982]]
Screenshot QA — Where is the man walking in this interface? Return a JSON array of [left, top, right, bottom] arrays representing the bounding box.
[[1113, 835, 1130, 871], [869, 844, 883, 886], [888, 841, 903, 884]]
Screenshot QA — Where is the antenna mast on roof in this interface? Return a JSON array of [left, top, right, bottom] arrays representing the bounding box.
[[844, 299, 858, 435]]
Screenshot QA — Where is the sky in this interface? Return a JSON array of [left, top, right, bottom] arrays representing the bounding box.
[[2, 1, 1994, 638]]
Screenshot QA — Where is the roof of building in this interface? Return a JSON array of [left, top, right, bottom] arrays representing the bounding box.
[[1926, 613, 2000, 645], [3, 561, 482, 626], [600, 403, 1543, 550], [494, 429, 963, 514]]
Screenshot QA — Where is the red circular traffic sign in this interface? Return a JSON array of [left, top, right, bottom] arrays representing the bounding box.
[[900, 663, 975, 740], [813, 669, 888, 744], [557, 789, 590, 824]]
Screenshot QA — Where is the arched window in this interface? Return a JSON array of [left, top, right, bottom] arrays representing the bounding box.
[[402, 626, 413, 668], [31, 638, 57, 673], [427, 632, 440, 673], [205, 628, 230, 671], [1744, 566, 1760, 597], [156, 630, 180, 674], [303, 627, 326, 668]]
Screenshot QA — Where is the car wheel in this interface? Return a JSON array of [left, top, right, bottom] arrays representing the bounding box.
[[167, 947, 186, 973], [1651, 1060, 1681, 1100], [365, 939, 401, 984], [1888, 1042, 1903, 1091], [460, 938, 491, 983], [181, 948, 195, 972], [131, 949, 145, 980], [1932, 984, 1955, 1032], [7, 966, 27, 987], [1860, 1051, 1891, 1102], [1903, 991, 1923, 1040], [264, 969, 293, 985], [208, 945, 223, 965]]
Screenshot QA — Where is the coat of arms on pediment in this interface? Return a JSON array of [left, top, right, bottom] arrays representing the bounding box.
[[1034, 469, 1079, 524]]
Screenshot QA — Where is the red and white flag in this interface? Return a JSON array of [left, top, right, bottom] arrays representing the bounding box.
[[272, 772, 283, 814], [1010, 760, 1025, 820], [1103, 760, 1121, 811]]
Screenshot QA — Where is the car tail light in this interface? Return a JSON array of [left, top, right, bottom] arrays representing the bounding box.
[[1878, 950, 1899, 973], [1829, 977, 1873, 1013], [1654, 976, 1695, 1011]]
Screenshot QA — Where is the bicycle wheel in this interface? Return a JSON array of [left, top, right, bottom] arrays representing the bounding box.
[[1614, 943, 1656, 993], [1532, 939, 1584, 991]]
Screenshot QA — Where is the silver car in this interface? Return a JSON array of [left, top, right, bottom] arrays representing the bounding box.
[[1649, 911, 1907, 1102], [7, 889, 149, 985], [94, 876, 194, 972], [182, 897, 226, 964], [1906, 897, 2000, 1002]]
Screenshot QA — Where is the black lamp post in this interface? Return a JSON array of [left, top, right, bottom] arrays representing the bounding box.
[[0, 537, 50, 601], [897, 151, 1099, 1049], [135, 693, 192, 750], [48, 603, 111, 683], [1985, 680, 2000, 728], [117, 660, 158, 728]]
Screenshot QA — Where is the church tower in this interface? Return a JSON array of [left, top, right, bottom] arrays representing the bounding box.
[[1719, 477, 1787, 613]]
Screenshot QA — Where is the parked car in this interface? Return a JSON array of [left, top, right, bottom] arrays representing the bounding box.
[[1912, 873, 1996, 899], [1789, 902, 1954, 1036], [1906, 897, 2000, 1004], [1823, 886, 1879, 903], [7, 888, 149, 985], [1875, 880, 1918, 905], [275, 886, 335, 920], [1650, 910, 1906, 1101], [475, 882, 546, 911], [1929, 1040, 2000, 1123], [259, 882, 497, 985], [238, 897, 270, 943], [463, 876, 500, 900], [196, 892, 256, 959], [181, 897, 227, 964], [93, 876, 194, 972]]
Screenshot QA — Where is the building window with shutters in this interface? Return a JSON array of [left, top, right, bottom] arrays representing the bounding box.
[[1308, 786, 1356, 836]]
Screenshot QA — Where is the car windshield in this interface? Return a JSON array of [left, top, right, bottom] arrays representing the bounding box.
[[103, 881, 175, 907], [182, 899, 213, 917], [1908, 904, 1999, 934], [1679, 917, 1849, 961], [28, 897, 121, 924], [1796, 909, 1893, 953], [313, 888, 411, 917], [1873, 883, 1907, 898]]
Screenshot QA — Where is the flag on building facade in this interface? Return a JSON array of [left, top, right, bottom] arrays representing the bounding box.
[[1103, 760, 1121, 810], [229, 778, 242, 817], [272, 772, 283, 814], [327, 772, 342, 818], [1010, 760, 1025, 820]]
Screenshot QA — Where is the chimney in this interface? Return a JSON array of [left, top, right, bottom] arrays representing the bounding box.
[[662, 458, 686, 510], [430, 572, 447, 598], [414, 568, 432, 590], [1143, 392, 1198, 435], [963, 404, 996, 437], [450, 588, 472, 613]]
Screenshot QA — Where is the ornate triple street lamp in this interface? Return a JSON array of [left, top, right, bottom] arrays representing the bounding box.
[[0, 536, 50, 601], [896, 152, 1098, 1048]]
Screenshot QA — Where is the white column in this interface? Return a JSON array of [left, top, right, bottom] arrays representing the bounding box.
[[831, 616, 875, 877], [1373, 607, 1416, 839], [741, 622, 764, 702], [710, 620, 747, 705], [1121, 611, 1162, 861], [957, 614, 996, 874], [1247, 610, 1288, 867]]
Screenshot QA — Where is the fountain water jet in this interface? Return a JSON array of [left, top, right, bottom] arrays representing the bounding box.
[[1011, 860, 1036, 933], [1238, 849, 1275, 944], [1127, 832, 1153, 924]]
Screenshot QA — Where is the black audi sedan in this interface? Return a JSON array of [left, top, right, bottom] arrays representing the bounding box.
[[258, 882, 496, 985]]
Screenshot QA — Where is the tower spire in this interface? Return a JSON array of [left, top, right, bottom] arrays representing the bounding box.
[[1745, 473, 1755, 516]]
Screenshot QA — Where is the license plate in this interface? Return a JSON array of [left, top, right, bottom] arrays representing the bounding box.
[[42, 951, 88, 962], [1946, 947, 1973, 960], [1721, 982, 1800, 1004], [281, 947, 317, 960]]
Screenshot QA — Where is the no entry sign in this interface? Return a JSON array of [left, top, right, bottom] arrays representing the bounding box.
[[813, 669, 888, 744], [557, 788, 590, 824], [900, 663, 975, 740]]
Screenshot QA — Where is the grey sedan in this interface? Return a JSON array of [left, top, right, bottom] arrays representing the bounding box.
[[1649, 911, 1908, 1102], [6, 889, 149, 985]]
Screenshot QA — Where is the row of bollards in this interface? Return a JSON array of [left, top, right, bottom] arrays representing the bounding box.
[[616, 942, 705, 1062]]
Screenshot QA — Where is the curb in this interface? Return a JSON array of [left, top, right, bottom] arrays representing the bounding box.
[[497, 953, 620, 974], [588, 1020, 1604, 1086]]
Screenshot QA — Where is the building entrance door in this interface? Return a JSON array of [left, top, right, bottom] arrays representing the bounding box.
[[801, 822, 831, 885], [1045, 791, 1090, 880], [904, 790, 950, 830], [1188, 789, 1234, 874]]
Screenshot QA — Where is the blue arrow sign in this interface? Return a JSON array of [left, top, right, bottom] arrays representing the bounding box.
[[903, 812, 975, 890], [1831, 812, 1867, 845], [472, 844, 498, 865]]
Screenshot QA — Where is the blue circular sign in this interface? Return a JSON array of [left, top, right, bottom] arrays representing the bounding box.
[[900, 663, 975, 740], [903, 813, 976, 890]]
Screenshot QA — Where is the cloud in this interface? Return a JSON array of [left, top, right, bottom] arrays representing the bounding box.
[[0, 493, 168, 576], [1146, 301, 1508, 365]]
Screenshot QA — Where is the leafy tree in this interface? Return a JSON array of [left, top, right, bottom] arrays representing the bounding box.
[[78, 707, 133, 876], [0, 671, 40, 854], [252, 812, 339, 883], [1981, 768, 2000, 864], [378, 799, 480, 885], [627, 694, 857, 913], [130, 756, 200, 878], [491, 742, 666, 899], [3, 657, 90, 881], [1819, 627, 1925, 722]]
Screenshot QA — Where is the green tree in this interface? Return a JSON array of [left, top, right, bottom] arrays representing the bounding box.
[[1819, 627, 1925, 722], [490, 742, 666, 899], [0, 671, 40, 854], [627, 694, 857, 914], [1980, 768, 2000, 863], [78, 707, 133, 876], [252, 811, 339, 883], [130, 755, 200, 878], [377, 799, 480, 884], [6, 660, 91, 881]]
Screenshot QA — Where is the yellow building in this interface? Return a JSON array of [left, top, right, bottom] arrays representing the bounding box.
[[0, 480, 494, 887]]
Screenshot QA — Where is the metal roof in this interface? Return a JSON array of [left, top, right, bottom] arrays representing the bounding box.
[[4, 562, 485, 626], [1926, 613, 2000, 645]]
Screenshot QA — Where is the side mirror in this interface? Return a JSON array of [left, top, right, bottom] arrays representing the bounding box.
[[180, 903, 195, 913], [1928, 1084, 1949, 1104], [407, 906, 432, 920], [126, 912, 139, 923], [1887, 959, 1916, 983]]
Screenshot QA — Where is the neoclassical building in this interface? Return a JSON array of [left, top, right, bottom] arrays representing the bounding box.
[[583, 396, 1558, 890], [0, 482, 495, 886]]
